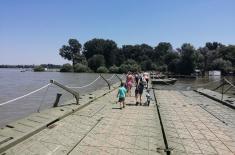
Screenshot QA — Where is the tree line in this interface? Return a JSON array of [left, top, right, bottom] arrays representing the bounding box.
[[59, 38, 235, 75]]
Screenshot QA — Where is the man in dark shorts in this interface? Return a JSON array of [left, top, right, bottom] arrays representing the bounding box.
[[135, 74, 144, 105]]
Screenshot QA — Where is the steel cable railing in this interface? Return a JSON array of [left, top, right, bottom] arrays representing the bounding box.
[[106, 74, 115, 81], [0, 83, 51, 106], [67, 76, 101, 89]]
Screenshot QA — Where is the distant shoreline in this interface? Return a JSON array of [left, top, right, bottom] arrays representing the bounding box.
[[0, 64, 61, 69]]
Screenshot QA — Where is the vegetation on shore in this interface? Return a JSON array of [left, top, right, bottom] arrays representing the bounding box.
[[33, 65, 45, 72], [59, 39, 235, 75]]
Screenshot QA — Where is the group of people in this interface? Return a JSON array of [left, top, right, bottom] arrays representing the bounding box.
[[117, 71, 149, 109]]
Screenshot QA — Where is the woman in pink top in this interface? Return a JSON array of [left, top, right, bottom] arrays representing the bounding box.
[[126, 72, 134, 96]]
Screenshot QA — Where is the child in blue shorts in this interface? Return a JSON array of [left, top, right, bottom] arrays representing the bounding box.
[[117, 82, 127, 109]]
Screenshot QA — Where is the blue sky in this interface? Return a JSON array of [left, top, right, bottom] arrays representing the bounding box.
[[0, 0, 235, 65]]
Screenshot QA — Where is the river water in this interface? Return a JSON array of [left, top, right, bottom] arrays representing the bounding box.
[[0, 68, 234, 127], [0, 68, 121, 127], [154, 76, 235, 98]]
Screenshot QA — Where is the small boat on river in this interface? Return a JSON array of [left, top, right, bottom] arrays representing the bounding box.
[[151, 78, 177, 85]]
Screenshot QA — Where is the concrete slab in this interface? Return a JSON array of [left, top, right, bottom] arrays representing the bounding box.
[[196, 88, 235, 109], [155, 90, 235, 155]]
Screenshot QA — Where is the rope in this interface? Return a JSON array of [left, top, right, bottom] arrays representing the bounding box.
[[0, 83, 51, 106], [107, 74, 115, 81], [68, 76, 101, 89], [37, 84, 51, 112], [119, 74, 124, 79]]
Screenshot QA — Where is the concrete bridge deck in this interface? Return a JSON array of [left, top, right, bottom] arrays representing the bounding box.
[[1, 84, 235, 155], [1, 87, 165, 155], [155, 90, 235, 155]]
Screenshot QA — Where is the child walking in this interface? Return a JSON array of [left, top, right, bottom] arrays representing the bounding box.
[[117, 82, 127, 109]]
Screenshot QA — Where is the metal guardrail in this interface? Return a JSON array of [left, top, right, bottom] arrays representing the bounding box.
[[50, 80, 80, 105], [100, 74, 111, 90], [115, 74, 122, 82], [212, 78, 235, 101]]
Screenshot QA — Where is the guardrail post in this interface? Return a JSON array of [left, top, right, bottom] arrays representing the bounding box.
[[100, 74, 111, 90], [221, 78, 224, 101], [50, 80, 80, 105], [53, 93, 62, 107], [115, 74, 122, 82]]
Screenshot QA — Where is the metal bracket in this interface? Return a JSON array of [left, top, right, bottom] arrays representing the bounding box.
[[50, 80, 80, 105], [100, 74, 111, 90]]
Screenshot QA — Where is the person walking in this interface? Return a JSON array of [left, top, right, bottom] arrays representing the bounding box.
[[134, 72, 139, 86], [143, 72, 149, 89], [135, 74, 145, 105], [126, 72, 134, 97], [117, 82, 127, 109]]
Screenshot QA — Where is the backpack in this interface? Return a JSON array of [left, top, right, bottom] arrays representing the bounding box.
[[138, 76, 144, 88]]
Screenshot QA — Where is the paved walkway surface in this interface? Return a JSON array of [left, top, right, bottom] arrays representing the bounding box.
[[0, 86, 114, 153], [2, 88, 165, 155], [155, 90, 235, 155]]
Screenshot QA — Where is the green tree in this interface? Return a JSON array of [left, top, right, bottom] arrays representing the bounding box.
[[194, 50, 204, 70], [164, 51, 180, 73], [74, 55, 88, 66], [121, 44, 154, 64], [83, 38, 118, 67], [33, 65, 45, 72], [109, 65, 119, 73], [154, 42, 173, 64], [198, 47, 209, 75], [115, 49, 125, 66], [59, 39, 82, 71], [210, 58, 232, 74], [219, 45, 235, 67], [177, 43, 196, 75], [74, 63, 90, 73], [141, 59, 153, 71], [164, 51, 179, 66], [119, 59, 140, 73], [60, 63, 73, 72], [168, 59, 180, 73], [205, 42, 223, 50], [96, 66, 109, 73], [88, 54, 105, 72]]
